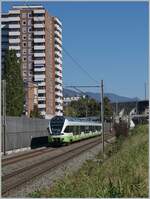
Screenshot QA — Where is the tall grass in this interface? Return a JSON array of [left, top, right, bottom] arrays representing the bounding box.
[[29, 125, 148, 198]]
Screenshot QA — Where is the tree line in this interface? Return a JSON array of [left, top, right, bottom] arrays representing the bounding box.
[[2, 50, 39, 117], [64, 96, 113, 120]]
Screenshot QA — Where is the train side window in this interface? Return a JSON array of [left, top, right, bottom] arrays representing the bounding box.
[[70, 126, 74, 133], [96, 126, 100, 131], [89, 126, 93, 132], [73, 126, 79, 135], [76, 126, 80, 135], [92, 126, 95, 132], [85, 126, 89, 133], [65, 126, 70, 133], [80, 126, 85, 133], [92, 126, 96, 132]]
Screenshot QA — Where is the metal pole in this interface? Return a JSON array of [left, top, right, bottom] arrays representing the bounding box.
[[145, 82, 147, 100], [100, 80, 104, 155], [2, 80, 6, 156], [116, 100, 118, 116]]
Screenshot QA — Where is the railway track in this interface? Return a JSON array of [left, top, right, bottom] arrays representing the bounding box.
[[2, 133, 114, 196], [2, 147, 56, 166]]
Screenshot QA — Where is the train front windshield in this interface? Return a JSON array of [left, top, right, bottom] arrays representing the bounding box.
[[50, 116, 65, 135]]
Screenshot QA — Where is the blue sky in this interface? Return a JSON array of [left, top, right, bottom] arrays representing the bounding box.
[[2, 1, 148, 99]]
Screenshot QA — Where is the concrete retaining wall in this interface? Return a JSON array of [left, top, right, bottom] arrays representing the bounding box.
[[1, 116, 112, 152], [1, 116, 49, 152]]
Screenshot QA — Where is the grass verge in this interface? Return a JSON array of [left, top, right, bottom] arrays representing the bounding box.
[[29, 125, 148, 197]]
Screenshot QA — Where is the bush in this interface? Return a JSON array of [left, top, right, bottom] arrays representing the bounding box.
[[113, 121, 129, 138]]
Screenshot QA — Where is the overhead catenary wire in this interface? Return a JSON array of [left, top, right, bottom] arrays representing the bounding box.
[[24, 3, 99, 85], [62, 48, 99, 84]]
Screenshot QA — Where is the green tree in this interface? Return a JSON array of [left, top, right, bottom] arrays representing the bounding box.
[[103, 96, 113, 118], [30, 104, 41, 118], [64, 97, 100, 117], [3, 50, 24, 116]]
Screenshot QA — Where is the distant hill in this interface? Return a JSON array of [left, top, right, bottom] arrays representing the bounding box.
[[63, 88, 140, 103]]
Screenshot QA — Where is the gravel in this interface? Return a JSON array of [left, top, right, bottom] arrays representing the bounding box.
[[3, 137, 115, 198]]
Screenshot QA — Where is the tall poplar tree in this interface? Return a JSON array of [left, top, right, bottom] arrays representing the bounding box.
[[3, 50, 24, 116]]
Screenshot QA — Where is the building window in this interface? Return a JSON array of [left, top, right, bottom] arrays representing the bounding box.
[[28, 13, 32, 18], [28, 56, 32, 61], [23, 42, 26, 47], [28, 20, 32, 26], [23, 49, 27, 54], [22, 20, 26, 25], [22, 27, 26, 33], [28, 34, 32, 40], [22, 63, 27, 69], [22, 13, 26, 18], [38, 100, 45, 104], [28, 41, 32, 47], [38, 93, 46, 97], [28, 63, 32, 69], [28, 49, 32, 54], [28, 27, 32, 32], [22, 35, 26, 40], [23, 57, 27, 61]]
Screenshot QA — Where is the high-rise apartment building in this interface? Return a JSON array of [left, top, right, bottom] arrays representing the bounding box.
[[1, 5, 63, 118]]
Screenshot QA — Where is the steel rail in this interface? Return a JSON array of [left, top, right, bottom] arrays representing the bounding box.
[[2, 147, 55, 166], [2, 133, 114, 196]]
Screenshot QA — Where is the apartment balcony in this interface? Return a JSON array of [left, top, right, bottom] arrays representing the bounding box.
[[34, 74, 45, 81], [9, 17, 20, 21], [55, 37, 62, 46], [54, 17, 62, 26], [34, 45, 45, 50], [34, 67, 45, 72], [55, 90, 62, 95], [38, 96, 46, 101], [55, 50, 62, 58], [34, 60, 45, 65], [55, 24, 62, 32], [9, 24, 20, 29], [55, 77, 62, 84], [55, 30, 62, 39], [34, 16, 45, 21], [34, 31, 45, 36], [55, 84, 62, 91], [55, 64, 62, 71], [55, 111, 63, 116], [40, 111, 46, 116], [16, 53, 21, 57], [34, 9, 45, 14], [55, 104, 63, 110], [38, 81, 46, 86], [55, 44, 62, 52], [34, 53, 45, 57], [38, 89, 46, 94], [2, 18, 9, 24], [9, 38, 20, 43], [9, 31, 20, 36], [9, 10, 20, 14], [55, 97, 63, 104], [55, 57, 62, 65], [55, 70, 62, 77], [34, 38, 45, 43], [34, 23, 45, 28], [38, 104, 46, 109], [9, 46, 20, 50]]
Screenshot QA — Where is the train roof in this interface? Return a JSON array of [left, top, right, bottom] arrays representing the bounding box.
[[50, 116, 101, 125]]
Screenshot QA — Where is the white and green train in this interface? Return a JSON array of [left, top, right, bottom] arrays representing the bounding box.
[[48, 116, 102, 144]]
